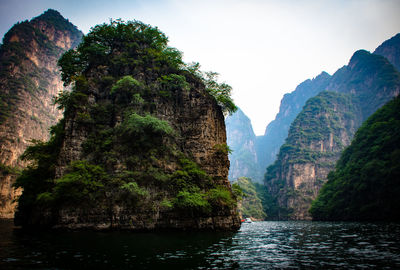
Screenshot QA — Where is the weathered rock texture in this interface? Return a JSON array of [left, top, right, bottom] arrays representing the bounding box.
[[255, 72, 331, 172], [14, 21, 240, 231], [0, 9, 82, 218], [226, 108, 262, 182], [50, 75, 239, 231], [248, 33, 400, 184], [264, 49, 400, 220], [265, 92, 362, 220]]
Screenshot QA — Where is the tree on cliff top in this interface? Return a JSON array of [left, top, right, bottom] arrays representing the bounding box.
[[58, 20, 236, 115], [14, 20, 238, 227]]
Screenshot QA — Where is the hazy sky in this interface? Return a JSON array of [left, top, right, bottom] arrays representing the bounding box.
[[1, 0, 399, 135]]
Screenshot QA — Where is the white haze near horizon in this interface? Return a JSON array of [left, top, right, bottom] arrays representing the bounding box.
[[1, 0, 399, 135]]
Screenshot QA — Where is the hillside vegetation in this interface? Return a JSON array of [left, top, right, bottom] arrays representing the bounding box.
[[310, 96, 400, 221]]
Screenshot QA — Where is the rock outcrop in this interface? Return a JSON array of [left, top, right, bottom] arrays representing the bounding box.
[[265, 92, 362, 219], [255, 72, 331, 171], [14, 20, 240, 231], [226, 72, 332, 183], [0, 9, 82, 218], [264, 48, 400, 220], [311, 95, 400, 221]]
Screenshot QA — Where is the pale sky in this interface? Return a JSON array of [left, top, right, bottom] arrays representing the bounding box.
[[1, 0, 399, 135]]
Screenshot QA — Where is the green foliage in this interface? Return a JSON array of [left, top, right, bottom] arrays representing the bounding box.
[[159, 74, 190, 93], [202, 71, 237, 115], [52, 161, 106, 204], [118, 113, 174, 151], [254, 182, 281, 219], [310, 96, 400, 221], [174, 188, 211, 214], [234, 177, 267, 220], [119, 181, 149, 205], [36, 192, 54, 204], [111, 75, 141, 94], [160, 198, 173, 209], [120, 182, 148, 197], [206, 186, 236, 208], [54, 85, 88, 112], [14, 120, 65, 214], [58, 20, 182, 85], [231, 183, 244, 200], [16, 19, 238, 223], [110, 76, 145, 107], [263, 91, 361, 219], [123, 113, 174, 137], [169, 157, 211, 190], [213, 143, 232, 155], [0, 163, 20, 176], [58, 20, 236, 116]]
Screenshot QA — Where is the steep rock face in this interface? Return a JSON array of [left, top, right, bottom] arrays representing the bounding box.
[[256, 32, 400, 173], [14, 21, 240, 231], [265, 92, 362, 220], [255, 72, 331, 171], [264, 48, 400, 220], [374, 33, 400, 71], [0, 10, 82, 218], [311, 95, 400, 221], [327, 50, 400, 118], [226, 108, 262, 182]]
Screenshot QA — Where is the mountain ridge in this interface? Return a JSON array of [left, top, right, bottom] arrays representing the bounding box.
[[0, 9, 83, 218]]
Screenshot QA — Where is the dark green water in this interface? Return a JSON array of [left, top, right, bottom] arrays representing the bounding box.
[[1, 220, 400, 269]]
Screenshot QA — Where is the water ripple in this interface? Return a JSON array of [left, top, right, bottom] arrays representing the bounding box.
[[1, 220, 400, 269]]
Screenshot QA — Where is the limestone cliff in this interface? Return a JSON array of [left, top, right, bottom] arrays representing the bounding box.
[[14, 20, 240, 231], [226, 108, 262, 182], [0, 10, 82, 218], [255, 72, 331, 172], [264, 48, 400, 220], [265, 92, 362, 220], [310, 95, 400, 221]]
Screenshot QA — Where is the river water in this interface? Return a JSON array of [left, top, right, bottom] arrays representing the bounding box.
[[1, 219, 400, 269]]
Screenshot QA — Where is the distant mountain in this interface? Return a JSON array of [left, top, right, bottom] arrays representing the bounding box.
[[374, 33, 400, 71], [327, 49, 400, 118], [265, 91, 362, 219], [310, 95, 400, 221], [256, 71, 331, 170], [254, 32, 400, 174], [264, 48, 400, 220], [226, 73, 332, 183], [0, 9, 83, 218], [226, 108, 263, 182]]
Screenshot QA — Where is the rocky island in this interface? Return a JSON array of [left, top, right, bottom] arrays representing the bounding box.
[[14, 19, 241, 231]]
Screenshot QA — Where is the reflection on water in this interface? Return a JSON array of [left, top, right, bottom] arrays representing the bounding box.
[[1, 219, 400, 269]]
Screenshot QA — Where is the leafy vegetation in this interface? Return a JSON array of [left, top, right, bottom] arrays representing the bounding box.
[[15, 20, 237, 223], [202, 71, 237, 115], [310, 96, 400, 221], [263, 91, 361, 219], [233, 177, 267, 220], [0, 163, 20, 176]]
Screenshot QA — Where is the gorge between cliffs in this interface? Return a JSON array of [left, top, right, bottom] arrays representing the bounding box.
[[0, 6, 399, 232], [0, 6, 400, 270]]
